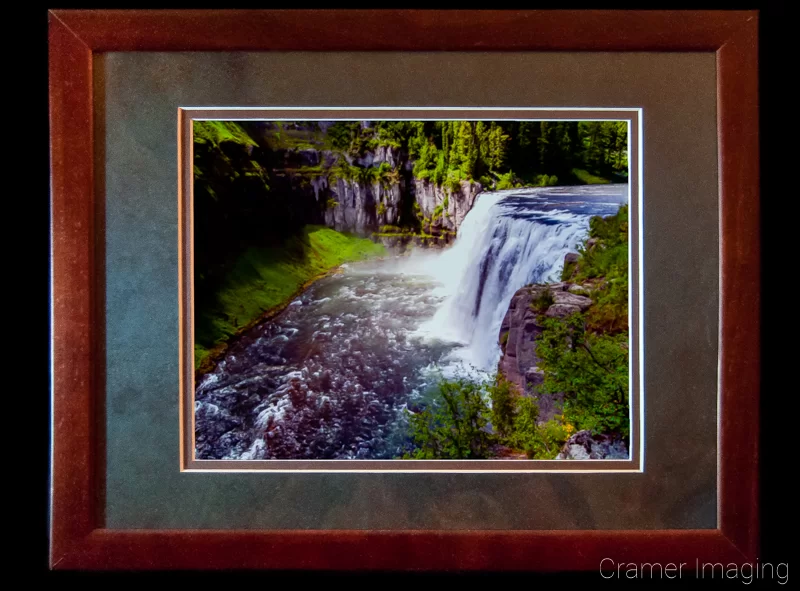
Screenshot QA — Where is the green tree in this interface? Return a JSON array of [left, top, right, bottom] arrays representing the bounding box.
[[405, 377, 493, 459], [327, 121, 361, 153], [535, 314, 630, 437], [488, 376, 517, 440], [487, 123, 510, 172]]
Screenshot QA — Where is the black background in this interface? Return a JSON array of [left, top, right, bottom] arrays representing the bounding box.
[[30, 1, 789, 585]]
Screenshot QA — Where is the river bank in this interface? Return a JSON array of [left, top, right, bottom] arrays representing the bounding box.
[[194, 226, 386, 373], [194, 185, 628, 460]]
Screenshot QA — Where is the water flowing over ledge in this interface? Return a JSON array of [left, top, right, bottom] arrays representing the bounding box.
[[195, 184, 628, 460]]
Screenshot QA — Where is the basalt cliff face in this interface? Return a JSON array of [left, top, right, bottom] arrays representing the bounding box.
[[496, 249, 629, 459], [265, 143, 481, 245], [195, 121, 488, 248], [496, 269, 594, 422], [414, 178, 483, 234]]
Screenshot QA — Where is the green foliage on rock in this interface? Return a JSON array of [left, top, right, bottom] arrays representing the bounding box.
[[509, 398, 570, 459], [317, 119, 627, 194], [561, 259, 578, 282], [530, 289, 555, 313], [326, 121, 363, 153], [535, 314, 629, 438], [404, 374, 575, 460], [532, 203, 631, 438], [575, 204, 629, 333]]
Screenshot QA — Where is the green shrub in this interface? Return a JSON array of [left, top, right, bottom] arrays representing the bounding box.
[[510, 397, 539, 446], [193, 121, 258, 148], [326, 121, 361, 153], [514, 414, 570, 459], [561, 258, 578, 281], [446, 170, 463, 193], [530, 289, 555, 313], [488, 377, 517, 440], [496, 170, 516, 190], [586, 275, 628, 333], [506, 397, 571, 458], [571, 204, 629, 332], [376, 162, 400, 187], [571, 168, 611, 185], [535, 314, 629, 437], [405, 377, 493, 459], [588, 204, 628, 247]]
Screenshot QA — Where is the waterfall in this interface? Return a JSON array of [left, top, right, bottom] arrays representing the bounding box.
[[413, 185, 628, 373], [196, 183, 628, 459]]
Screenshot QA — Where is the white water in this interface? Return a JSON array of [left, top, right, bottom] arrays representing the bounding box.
[[403, 184, 629, 373], [195, 184, 628, 459]]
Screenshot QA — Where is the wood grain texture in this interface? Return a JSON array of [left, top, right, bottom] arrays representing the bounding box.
[[717, 15, 760, 561], [48, 9, 760, 570], [48, 12, 96, 567], [54, 9, 746, 51], [61, 530, 744, 571]]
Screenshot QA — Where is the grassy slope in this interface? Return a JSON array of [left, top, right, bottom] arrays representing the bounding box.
[[195, 226, 386, 371]]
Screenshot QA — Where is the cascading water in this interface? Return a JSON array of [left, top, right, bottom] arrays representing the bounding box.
[[414, 184, 629, 372], [194, 184, 628, 460]]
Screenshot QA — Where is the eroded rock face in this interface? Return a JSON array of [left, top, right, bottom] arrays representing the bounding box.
[[497, 281, 592, 421], [545, 303, 582, 318], [414, 179, 483, 234], [273, 146, 481, 240], [568, 283, 592, 294], [552, 291, 593, 309], [556, 430, 629, 460], [324, 178, 378, 234]]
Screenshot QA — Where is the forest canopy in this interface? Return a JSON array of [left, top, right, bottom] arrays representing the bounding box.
[[323, 120, 628, 188]]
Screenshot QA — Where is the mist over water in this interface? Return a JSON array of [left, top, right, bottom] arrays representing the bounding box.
[[195, 184, 628, 460]]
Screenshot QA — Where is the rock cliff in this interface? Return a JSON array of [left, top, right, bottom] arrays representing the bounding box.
[[414, 178, 483, 235], [198, 121, 490, 247], [497, 259, 594, 422], [268, 144, 481, 243], [556, 430, 628, 460]]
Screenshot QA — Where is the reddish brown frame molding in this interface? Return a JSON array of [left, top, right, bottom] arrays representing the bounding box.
[[49, 9, 759, 570]]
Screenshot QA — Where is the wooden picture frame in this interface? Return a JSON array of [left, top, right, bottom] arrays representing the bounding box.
[[49, 9, 759, 570]]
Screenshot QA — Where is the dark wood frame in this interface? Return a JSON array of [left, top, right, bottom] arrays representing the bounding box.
[[49, 9, 759, 570]]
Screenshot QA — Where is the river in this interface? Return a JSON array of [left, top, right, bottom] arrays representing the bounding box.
[[195, 184, 628, 460]]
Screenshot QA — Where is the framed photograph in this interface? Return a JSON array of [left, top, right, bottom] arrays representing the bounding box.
[[50, 9, 759, 571], [181, 108, 641, 472]]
